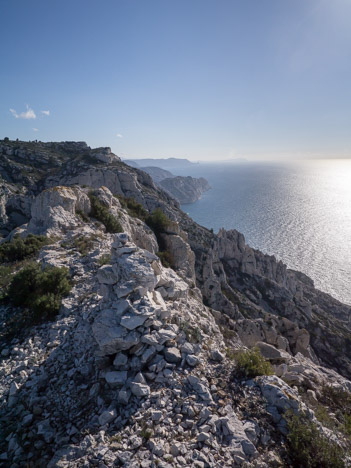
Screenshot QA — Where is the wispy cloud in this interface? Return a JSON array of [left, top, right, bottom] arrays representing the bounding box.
[[116, 133, 123, 138], [41, 110, 50, 116], [32, 128, 39, 132], [10, 105, 36, 120]]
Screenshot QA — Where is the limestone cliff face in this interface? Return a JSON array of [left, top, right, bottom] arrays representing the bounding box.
[[186, 225, 351, 378], [159, 176, 211, 204], [130, 164, 211, 204], [1, 139, 351, 466]]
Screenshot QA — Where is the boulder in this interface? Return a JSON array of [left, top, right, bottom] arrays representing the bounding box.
[[164, 347, 181, 363], [256, 342, 291, 363]]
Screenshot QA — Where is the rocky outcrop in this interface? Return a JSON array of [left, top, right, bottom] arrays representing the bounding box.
[[139, 166, 174, 183], [131, 165, 211, 204], [27, 186, 91, 235], [91, 147, 120, 164], [159, 176, 211, 204]]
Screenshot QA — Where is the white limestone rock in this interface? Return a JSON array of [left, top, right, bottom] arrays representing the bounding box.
[[27, 186, 90, 235]]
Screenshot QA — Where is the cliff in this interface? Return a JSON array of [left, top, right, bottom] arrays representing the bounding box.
[[138, 166, 174, 184], [1, 139, 351, 467], [159, 176, 211, 204], [125, 163, 211, 204]]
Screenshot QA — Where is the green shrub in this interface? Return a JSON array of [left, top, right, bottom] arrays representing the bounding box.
[[145, 208, 171, 234], [179, 320, 202, 344], [320, 385, 351, 413], [89, 194, 122, 233], [118, 196, 148, 220], [0, 265, 15, 300], [76, 209, 89, 222], [343, 413, 351, 437], [8, 262, 71, 323], [225, 347, 237, 361], [97, 254, 112, 265], [235, 347, 273, 379], [72, 235, 94, 256], [319, 385, 351, 438], [286, 412, 345, 468], [61, 234, 97, 256], [156, 250, 174, 268], [0, 234, 50, 263]]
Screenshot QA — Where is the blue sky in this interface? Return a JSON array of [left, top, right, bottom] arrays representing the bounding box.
[[1, 0, 351, 160]]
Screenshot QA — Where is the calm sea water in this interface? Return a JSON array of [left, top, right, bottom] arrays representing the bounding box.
[[175, 160, 351, 306]]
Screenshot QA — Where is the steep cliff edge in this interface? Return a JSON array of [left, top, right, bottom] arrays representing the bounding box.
[[1, 139, 351, 467], [159, 176, 211, 204], [125, 163, 211, 204]]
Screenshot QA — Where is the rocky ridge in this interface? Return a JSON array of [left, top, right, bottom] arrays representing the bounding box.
[[1, 139, 351, 467]]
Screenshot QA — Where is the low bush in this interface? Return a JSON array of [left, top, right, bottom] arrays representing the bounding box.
[[320, 385, 351, 413], [76, 209, 89, 222], [72, 235, 94, 256], [179, 321, 202, 344], [286, 412, 345, 468], [145, 208, 171, 235], [0, 234, 50, 263], [8, 262, 71, 323], [97, 254, 112, 265], [0, 265, 15, 300], [156, 250, 174, 268], [235, 347, 273, 379], [118, 196, 148, 220], [319, 385, 351, 438], [89, 194, 122, 233]]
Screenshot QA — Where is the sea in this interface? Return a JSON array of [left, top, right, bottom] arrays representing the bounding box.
[[173, 159, 351, 306]]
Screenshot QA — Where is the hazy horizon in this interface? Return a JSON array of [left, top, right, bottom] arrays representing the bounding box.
[[1, 0, 351, 161]]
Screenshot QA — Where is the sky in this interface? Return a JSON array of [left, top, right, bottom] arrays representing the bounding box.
[[1, 0, 351, 161]]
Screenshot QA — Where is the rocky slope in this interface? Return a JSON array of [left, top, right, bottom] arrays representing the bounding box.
[[1, 139, 351, 467]]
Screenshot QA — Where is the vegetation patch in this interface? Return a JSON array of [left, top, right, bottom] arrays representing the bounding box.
[[156, 250, 174, 268], [145, 208, 171, 235], [76, 209, 89, 222], [234, 347, 273, 379], [145, 208, 175, 267], [62, 234, 98, 256], [179, 320, 202, 344], [225, 347, 237, 361], [89, 194, 123, 233], [220, 325, 237, 341], [286, 411, 345, 468], [0, 234, 51, 263], [0, 262, 72, 342], [97, 254, 112, 265], [0, 265, 17, 300], [317, 385, 351, 438], [117, 196, 148, 220]]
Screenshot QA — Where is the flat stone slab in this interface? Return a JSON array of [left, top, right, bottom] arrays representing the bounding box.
[[120, 314, 149, 330], [105, 371, 127, 387]]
